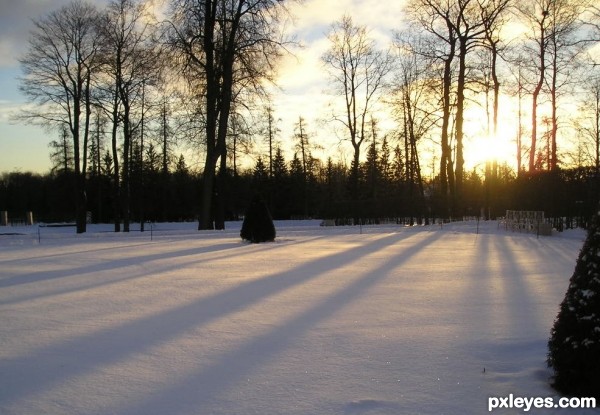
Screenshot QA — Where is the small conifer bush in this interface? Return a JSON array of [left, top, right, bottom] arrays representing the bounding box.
[[548, 209, 600, 399], [240, 197, 276, 243]]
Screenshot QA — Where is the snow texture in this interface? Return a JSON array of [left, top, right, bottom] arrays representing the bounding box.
[[0, 220, 597, 415]]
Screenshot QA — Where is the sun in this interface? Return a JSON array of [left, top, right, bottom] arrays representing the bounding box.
[[467, 132, 515, 166], [463, 115, 517, 172]]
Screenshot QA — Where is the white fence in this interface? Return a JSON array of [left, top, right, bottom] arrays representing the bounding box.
[[504, 210, 552, 236]]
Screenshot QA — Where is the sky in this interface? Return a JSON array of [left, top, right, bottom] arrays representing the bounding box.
[[0, 0, 110, 173], [0, 0, 523, 177], [0, 0, 418, 175]]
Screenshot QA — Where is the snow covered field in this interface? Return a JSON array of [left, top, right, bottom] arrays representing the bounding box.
[[0, 220, 598, 415]]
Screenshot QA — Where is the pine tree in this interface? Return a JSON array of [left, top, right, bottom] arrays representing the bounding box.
[[272, 147, 287, 179], [240, 196, 276, 243], [271, 147, 289, 219], [379, 136, 392, 185], [175, 154, 188, 175], [548, 209, 600, 399], [253, 157, 269, 182], [362, 139, 380, 200], [253, 157, 269, 198], [49, 126, 74, 174], [392, 144, 406, 184], [289, 153, 306, 217]]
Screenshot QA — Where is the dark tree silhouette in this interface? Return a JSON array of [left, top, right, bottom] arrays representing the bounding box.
[[169, 0, 292, 231], [240, 197, 276, 243], [548, 208, 600, 399], [18, 0, 101, 233]]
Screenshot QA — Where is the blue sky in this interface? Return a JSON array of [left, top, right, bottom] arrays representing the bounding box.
[[0, 0, 110, 173], [0, 0, 410, 174]]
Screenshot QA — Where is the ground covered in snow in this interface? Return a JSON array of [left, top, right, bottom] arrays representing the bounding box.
[[1, 221, 598, 414]]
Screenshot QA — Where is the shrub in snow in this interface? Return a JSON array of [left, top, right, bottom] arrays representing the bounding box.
[[548, 210, 600, 399], [240, 197, 276, 243]]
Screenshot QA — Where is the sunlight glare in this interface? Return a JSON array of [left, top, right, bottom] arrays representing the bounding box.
[[464, 125, 516, 171]]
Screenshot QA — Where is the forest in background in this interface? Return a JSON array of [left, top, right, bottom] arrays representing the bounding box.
[[1, 151, 598, 229], [4, 0, 600, 231]]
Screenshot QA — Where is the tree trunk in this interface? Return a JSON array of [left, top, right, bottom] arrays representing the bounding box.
[[440, 48, 455, 219], [72, 87, 87, 234], [454, 39, 467, 214], [530, 16, 547, 172], [199, 133, 218, 231], [121, 98, 131, 232], [550, 52, 558, 170], [198, 0, 217, 231], [110, 93, 121, 232]]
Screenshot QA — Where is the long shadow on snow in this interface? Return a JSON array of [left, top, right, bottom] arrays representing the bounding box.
[[496, 235, 544, 337], [466, 234, 550, 372], [0, 240, 158, 266], [462, 232, 496, 336], [0, 230, 441, 407], [0, 242, 241, 288], [0, 233, 329, 290], [115, 230, 445, 415], [0, 235, 331, 306], [0, 244, 238, 306]]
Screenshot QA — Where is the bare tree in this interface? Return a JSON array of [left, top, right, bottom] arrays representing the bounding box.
[[545, 0, 589, 170], [97, 0, 161, 232], [517, 0, 553, 172], [517, 0, 590, 172], [49, 126, 75, 174], [584, 5, 600, 62], [481, 0, 511, 162], [406, 0, 458, 217], [452, 0, 490, 202], [18, 0, 101, 233], [410, 0, 510, 213], [169, 0, 292, 230], [264, 106, 280, 178], [504, 52, 530, 175], [480, 0, 511, 217], [574, 72, 600, 173], [391, 33, 438, 221], [322, 14, 393, 205]]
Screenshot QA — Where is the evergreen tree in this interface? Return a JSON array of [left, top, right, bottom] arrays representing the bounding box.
[[102, 151, 114, 177], [171, 154, 196, 221], [254, 157, 269, 181], [48, 127, 74, 174], [548, 209, 600, 399], [322, 157, 349, 219], [271, 147, 289, 219], [379, 136, 392, 186], [144, 143, 161, 175], [253, 157, 269, 198], [272, 147, 287, 179], [362, 139, 380, 199], [240, 196, 276, 243], [392, 144, 406, 185], [174, 154, 188, 175], [289, 153, 306, 217]]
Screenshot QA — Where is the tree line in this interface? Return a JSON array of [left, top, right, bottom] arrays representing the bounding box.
[[10, 0, 600, 232], [2, 139, 598, 229]]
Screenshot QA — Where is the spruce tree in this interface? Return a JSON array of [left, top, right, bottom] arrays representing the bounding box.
[[240, 197, 276, 243], [548, 209, 600, 399]]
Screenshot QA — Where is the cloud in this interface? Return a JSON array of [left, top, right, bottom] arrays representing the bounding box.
[[275, 38, 330, 93], [0, 0, 112, 68], [277, 0, 408, 95], [266, 0, 409, 163]]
